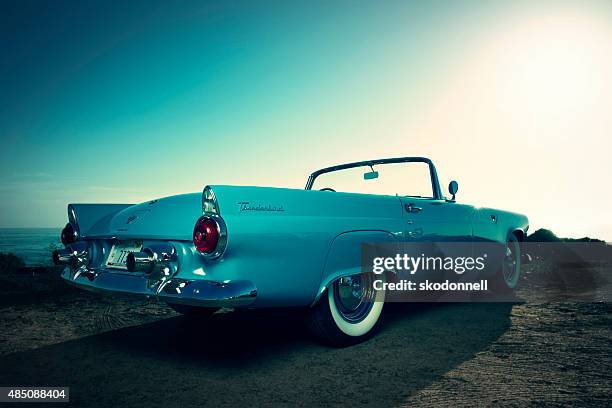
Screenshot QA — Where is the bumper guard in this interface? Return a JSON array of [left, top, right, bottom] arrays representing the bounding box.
[[61, 267, 257, 308]]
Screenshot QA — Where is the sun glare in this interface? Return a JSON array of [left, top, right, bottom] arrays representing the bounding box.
[[492, 9, 612, 126], [408, 5, 612, 240]]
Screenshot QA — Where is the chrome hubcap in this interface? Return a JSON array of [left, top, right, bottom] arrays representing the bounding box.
[[503, 244, 518, 283], [333, 274, 375, 323]]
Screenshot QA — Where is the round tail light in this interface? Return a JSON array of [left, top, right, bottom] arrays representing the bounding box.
[[193, 215, 227, 258], [61, 223, 79, 245]]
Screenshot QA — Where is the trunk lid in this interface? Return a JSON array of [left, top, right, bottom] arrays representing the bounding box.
[[86, 193, 201, 240]]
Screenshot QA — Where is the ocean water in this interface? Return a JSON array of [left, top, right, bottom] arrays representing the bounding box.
[[0, 228, 62, 266]]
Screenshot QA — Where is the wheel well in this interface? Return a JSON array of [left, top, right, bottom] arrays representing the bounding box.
[[512, 230, 524, 242]]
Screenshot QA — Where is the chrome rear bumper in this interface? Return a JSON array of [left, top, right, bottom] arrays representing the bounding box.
[[61, 267, 257, 308]]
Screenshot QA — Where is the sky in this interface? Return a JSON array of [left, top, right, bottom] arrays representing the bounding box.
[[1, 0, 611, 240]]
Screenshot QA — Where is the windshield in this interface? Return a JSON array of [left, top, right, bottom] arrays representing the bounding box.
[[309, 161, 434, 198]]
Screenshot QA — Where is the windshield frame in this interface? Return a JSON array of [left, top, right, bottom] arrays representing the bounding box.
[[305, 156, 443, 200]]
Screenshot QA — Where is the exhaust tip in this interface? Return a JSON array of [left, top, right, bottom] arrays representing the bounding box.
[[52, 248, 75, 265], [126, 251, 155, 273], [126, 252, 137, 272], [127, 245, 176, 274], [52, 250, 60, 265]]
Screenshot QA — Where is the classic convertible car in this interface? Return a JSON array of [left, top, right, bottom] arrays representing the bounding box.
[[54, 157, 528, 346]]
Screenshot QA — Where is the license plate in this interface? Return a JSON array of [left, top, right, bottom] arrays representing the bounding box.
[[106, 240, 143, 270]]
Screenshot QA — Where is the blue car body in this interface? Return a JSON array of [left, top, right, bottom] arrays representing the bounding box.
[[55, 157, 529, 311]]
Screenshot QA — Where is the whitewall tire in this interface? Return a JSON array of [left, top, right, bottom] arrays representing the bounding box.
[[308, 273, 386, 347], [491, 233, 522, 293]]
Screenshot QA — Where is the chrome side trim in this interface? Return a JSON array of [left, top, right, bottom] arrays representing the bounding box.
[[61, 267, 257, 308]]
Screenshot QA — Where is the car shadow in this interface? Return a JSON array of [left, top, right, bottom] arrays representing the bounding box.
[[0, 302, 512, 407]]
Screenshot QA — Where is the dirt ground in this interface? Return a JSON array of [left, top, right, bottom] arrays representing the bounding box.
[[0, 263, 610, 407]]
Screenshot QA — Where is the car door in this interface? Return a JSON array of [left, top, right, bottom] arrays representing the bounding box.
[[399, 197, 475, 242], [398, 196, 475, 286]]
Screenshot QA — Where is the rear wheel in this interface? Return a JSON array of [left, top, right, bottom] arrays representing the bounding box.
[[167, 303, 218, 318], [308, 273, 385, 347]]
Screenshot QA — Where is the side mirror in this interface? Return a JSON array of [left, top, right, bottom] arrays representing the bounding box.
[[364, 171, 379, 180], [448, 180, 459, 201]]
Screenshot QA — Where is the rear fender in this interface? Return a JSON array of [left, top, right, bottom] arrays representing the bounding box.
[[68, 203, 132, 237], [311, 230, 397, 306]]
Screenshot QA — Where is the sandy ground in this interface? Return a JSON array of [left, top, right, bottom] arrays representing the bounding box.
[[0, 264, 610, 407]]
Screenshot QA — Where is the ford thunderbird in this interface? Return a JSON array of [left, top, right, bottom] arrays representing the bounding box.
[[54, 157, 528, 346]]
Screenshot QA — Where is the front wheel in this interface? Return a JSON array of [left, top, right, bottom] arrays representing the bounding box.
[[308, 273, 385, 347], [491, 234, 522, 293]]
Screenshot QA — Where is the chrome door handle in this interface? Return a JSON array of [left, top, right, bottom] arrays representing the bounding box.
[[404, 203, 422, 213], [407, 228, 423, 238]]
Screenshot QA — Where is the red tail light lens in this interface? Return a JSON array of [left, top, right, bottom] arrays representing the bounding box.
[[193, 217, 220, 254], [61, 223, 78, 245]]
